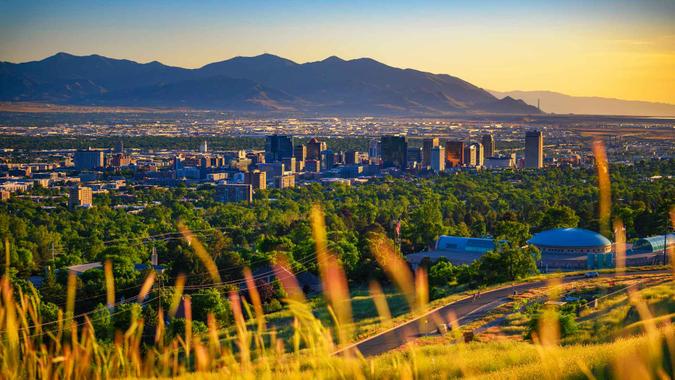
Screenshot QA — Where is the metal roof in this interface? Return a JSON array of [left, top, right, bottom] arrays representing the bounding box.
[[528, 228, 611, 248]]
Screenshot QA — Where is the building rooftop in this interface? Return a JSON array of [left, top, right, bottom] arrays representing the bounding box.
[[528, 228, 611, 248]]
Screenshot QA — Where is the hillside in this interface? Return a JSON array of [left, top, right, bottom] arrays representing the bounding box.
[[0, 53, 540, 115]]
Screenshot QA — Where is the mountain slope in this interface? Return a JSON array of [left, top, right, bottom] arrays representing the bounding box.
[[0, 52, 541, 115], [490, 90, 675, 117]]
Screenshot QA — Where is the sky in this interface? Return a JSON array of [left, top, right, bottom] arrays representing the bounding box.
[[1, 0, 674, 104]]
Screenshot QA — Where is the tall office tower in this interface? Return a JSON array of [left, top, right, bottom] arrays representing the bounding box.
[[114, 140, 124, 154], [199, 140, 208, 154], [406, 147, 422, 166], [422, 138, 440, 168], [246, 170, 267, 190], [381, 135, 408, 169], [463, 144, 477, 166], [69, 186, 93, 209], [477, 143, 485, 167], [307, 138, 323, 160], [74, 149, 104, 170], [321, 150, 335, 170], [525, 130, 544, 168], [430, 146, 445, 172], [345, 150, 359, 165], [368, 139, 381, 158], [481, 134, 495, 158], [281, 157, 297, 173], [445, 141, 464, 167], [294, 144, 307, 162], [265, 135, 294, 162]]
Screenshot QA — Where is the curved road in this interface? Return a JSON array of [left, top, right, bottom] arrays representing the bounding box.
[[338, 270, 669, 357]]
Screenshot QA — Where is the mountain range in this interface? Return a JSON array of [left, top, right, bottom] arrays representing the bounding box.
[[0, 52, 539, 116], [490, 90, 675, 117]]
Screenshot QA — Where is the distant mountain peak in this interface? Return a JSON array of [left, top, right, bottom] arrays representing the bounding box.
[[322, 56, 345, 63], [2, 52, 543, 115]]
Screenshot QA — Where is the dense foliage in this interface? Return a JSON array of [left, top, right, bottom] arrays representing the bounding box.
[[0, 159, 672, 334]]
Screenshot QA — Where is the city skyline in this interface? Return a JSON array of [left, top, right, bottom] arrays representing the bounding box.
[[1, 0, 674, 104]]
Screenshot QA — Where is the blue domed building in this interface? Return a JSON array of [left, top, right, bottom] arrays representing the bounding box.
[[528, 228, 612, 255], [528, 228, 612, 270]]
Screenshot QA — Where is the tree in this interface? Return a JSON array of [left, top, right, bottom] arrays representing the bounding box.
[[476, 244, 540, 285], [428, 259, 456, 287], [190, 289, 232, 325], [494, 220, 531, 246], [539, 206, 580, 231]]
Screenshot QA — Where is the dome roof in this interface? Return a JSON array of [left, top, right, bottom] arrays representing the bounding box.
[[528, 228, 611, 248]]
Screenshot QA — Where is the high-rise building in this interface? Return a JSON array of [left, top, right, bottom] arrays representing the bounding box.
[[481, 134, 495, 158], [525, 130, 544, 168], [431, 146, 445, 172], [114, 140, 124, 154], [294, 144, 307, 162], [69, 186, 93, 209], [475, 143, 484, 167], [407, 147, 422, 167], [305, 160, 321, 173], [381, 136, 408, 170], [277, 174, 296, 189], [445, 141, 464, 167], [307, 138, 323, 160], [74, 149, 104, 170], [265, 135, 294, 162], [368, 139, 381, 158], [245, 170, 267, 190], [199, 140, 208, 154], [215, 184, 253, 203], [345, 150, 359, 165], [321, 150, 335, 170], [461, 143, 486, 167], [281, 157, 297, 173], [422, 138, 440, 168]]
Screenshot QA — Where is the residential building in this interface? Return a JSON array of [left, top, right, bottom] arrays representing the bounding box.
[[69, 186, 93, 209]]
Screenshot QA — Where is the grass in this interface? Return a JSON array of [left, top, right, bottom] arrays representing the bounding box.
[[0, 201, 672, 378]]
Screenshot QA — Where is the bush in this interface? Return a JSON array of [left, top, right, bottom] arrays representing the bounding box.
[[264, 299, 283, 313]]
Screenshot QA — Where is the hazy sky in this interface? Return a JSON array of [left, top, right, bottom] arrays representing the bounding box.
[[1, 0, 674, 103]]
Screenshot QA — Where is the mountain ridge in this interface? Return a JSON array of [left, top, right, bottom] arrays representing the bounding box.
[[490, 89, 675, 117], [0, 52, 540, 115]]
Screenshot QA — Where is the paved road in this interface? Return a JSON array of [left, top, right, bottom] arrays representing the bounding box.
[[338, 270, 669, 357]]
